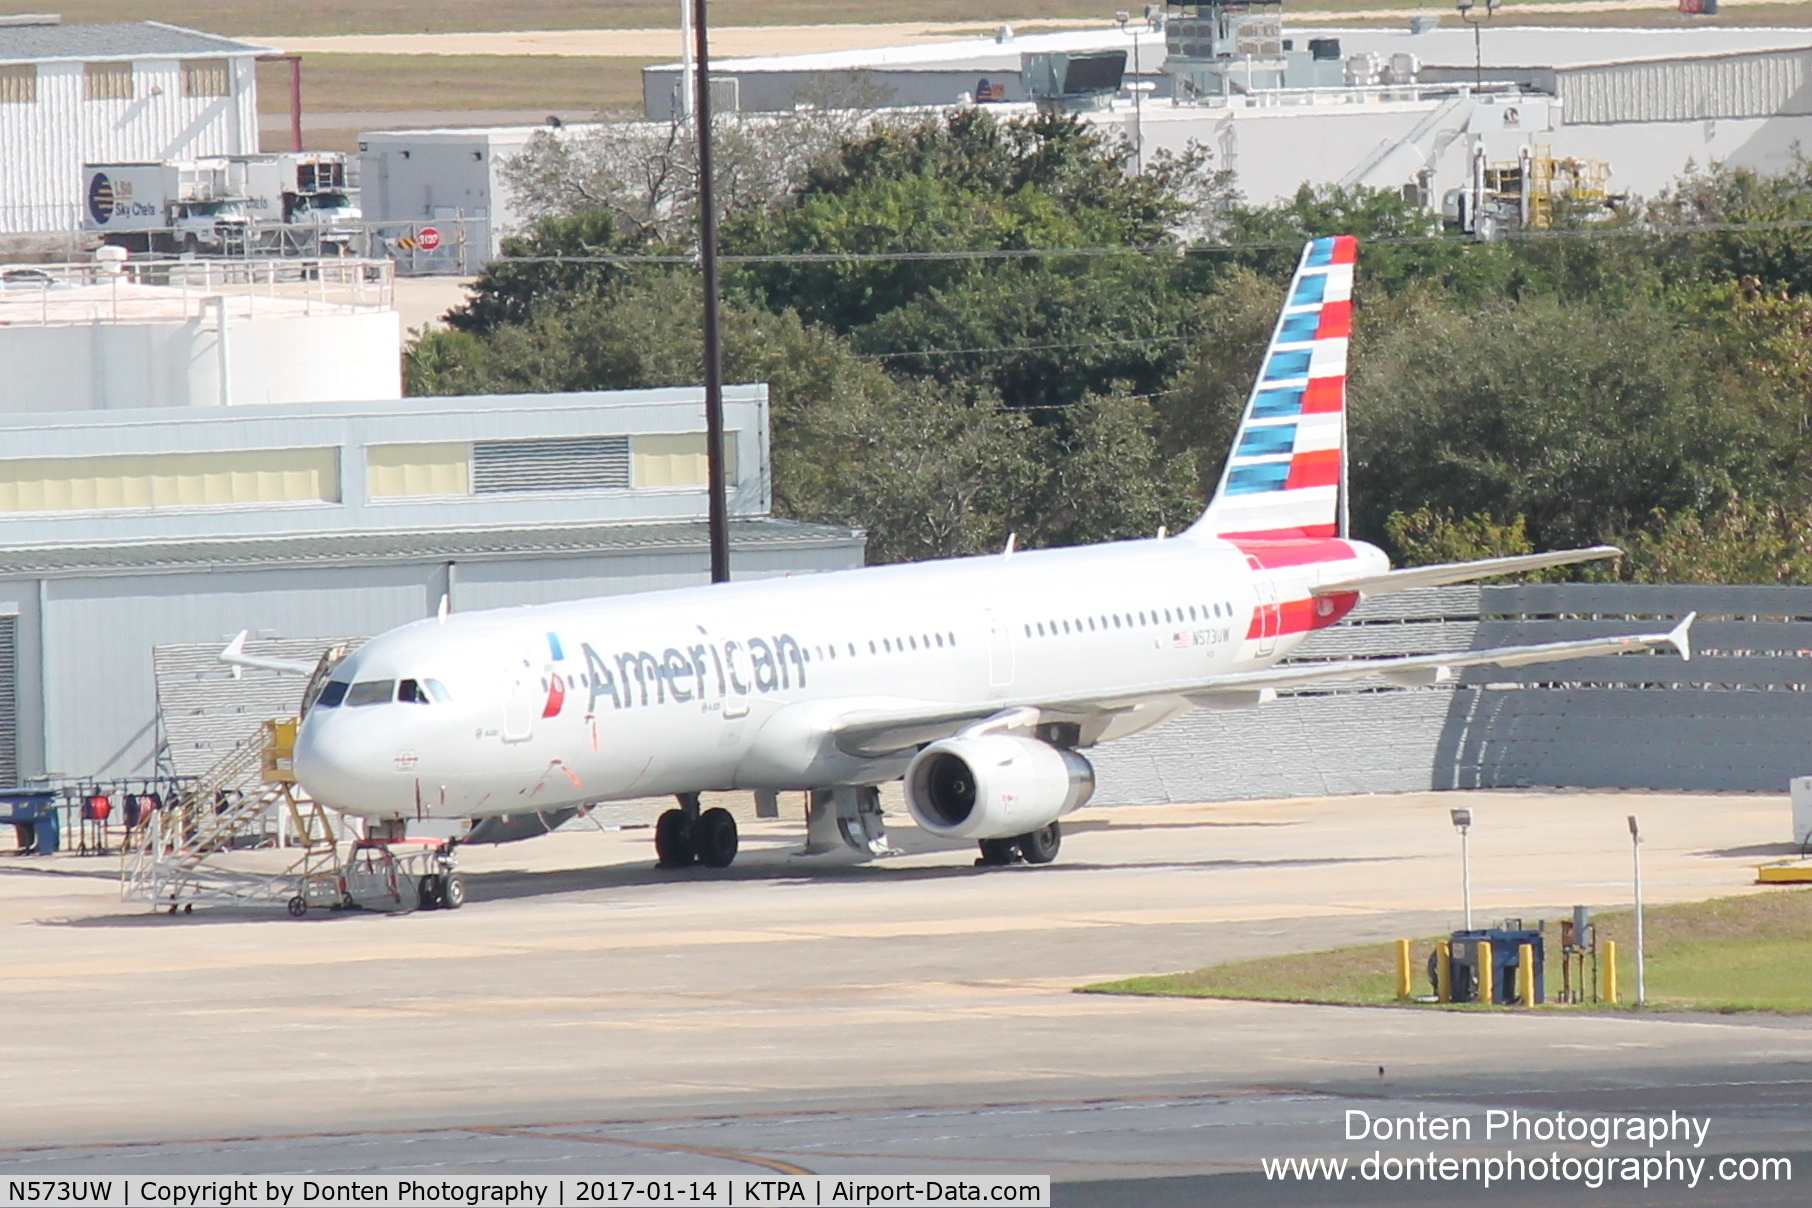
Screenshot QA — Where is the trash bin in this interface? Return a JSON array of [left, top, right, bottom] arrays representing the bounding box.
[[1448, 926, 1544, 1004], [0, 791, 61, 855]]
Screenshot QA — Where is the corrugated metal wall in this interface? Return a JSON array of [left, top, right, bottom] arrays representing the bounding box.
[[1560, 49, 1812, 124], [0, 614, 15, 787], [1092, 583, 1812, 803], [1, 56, 257, 234], [154, 637, 362, 777]]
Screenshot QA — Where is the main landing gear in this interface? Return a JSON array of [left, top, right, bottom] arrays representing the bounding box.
[[975, 821, 1062, 867], [655, 792, 739, 869]]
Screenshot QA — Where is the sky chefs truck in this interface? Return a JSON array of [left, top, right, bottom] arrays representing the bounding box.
[[85, 162, 251, 254], [85, 153, 360, 255]]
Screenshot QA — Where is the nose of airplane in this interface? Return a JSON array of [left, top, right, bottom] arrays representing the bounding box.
[[294, 709, 404, 817]]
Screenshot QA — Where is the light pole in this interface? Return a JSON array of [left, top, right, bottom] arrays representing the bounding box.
[[1455, 0, 1500, 89], [1451, 806, 1473, 930], [1116, 6, 1164, 174], [678, 0, 694, 118], [1628, 814, 1646, 1006]]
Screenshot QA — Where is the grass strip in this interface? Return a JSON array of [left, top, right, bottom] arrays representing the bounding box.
[[1081, 887, 1812, 1013], [258, 55, 655, 117]]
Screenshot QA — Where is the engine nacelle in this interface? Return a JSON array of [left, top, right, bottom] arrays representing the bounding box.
[[903, 734, 1095, 841]]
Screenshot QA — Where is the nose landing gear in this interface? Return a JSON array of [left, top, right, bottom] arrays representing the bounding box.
[[656, 793, 740, 869]]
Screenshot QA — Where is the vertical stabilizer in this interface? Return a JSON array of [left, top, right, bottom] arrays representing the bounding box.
[[1191, 235, 1355, 541]]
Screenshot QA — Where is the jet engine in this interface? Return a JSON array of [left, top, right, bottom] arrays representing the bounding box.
[[903, 734, 1094, 840]]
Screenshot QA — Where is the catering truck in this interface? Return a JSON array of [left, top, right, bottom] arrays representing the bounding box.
[[84, 153, 361, 256], [84, 162, 252, 254], [226, 153, 362, 251]]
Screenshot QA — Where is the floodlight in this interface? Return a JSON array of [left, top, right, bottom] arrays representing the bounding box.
[[1451, 807, 1472, 830]]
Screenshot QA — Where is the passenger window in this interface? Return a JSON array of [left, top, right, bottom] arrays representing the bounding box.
[[1188, 606, 1198, 621], [425, 679, 452, 702], [316, 680, 349, 708], [1113, 615, 1122, 629], [345, 679, 396, 707]]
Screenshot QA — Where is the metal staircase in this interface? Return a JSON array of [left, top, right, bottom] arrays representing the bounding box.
[[122, 719, 344, 913]]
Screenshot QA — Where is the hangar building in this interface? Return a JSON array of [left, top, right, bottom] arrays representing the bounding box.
[[0, 385, 864, 786], [0, 15, 267, 238], [629, 21, 1812, 207]]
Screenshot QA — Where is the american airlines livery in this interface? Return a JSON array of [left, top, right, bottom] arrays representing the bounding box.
[[244, 237, 1691, 900]]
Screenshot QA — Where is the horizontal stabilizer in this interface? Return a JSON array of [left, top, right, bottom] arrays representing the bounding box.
[[1309, 546, 1622, 597], [219, 630, 317, 677]]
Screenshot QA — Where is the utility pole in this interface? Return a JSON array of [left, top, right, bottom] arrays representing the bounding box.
[[692, 0, 731, 584], [1629, 814, 1646, 1006]]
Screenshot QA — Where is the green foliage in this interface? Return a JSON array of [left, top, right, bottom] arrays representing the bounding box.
[[444, 209, 647, 335], [1349, 291, 1755, 550], [1384, 508, 1535, 564], [412, 121, 1812, 580], [1621, 501, 1812, 584]]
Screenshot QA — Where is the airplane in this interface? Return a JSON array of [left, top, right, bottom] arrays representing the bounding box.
[[233, 235, 1693, 907]]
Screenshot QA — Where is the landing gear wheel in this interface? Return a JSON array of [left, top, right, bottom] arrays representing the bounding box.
[[287, 896, 308, 918], [655, 808, 697, 868], [694, 807, 739, 868], [1017, 822, 1061, 865], [417, 874, 442, 911], [440, 874, 465, 910], [976, 838, 1018, 866]]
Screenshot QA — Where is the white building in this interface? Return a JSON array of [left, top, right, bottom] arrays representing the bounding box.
[[636, 21, 1812, 208], [0, 257, 402, 411], [0, 15, 268, 236], [356, 125, 577, 262]]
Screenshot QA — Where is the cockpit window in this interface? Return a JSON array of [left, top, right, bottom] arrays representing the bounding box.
[[345, 679, 396, 706], [397, 678, 429, 704], [316, 680, 350, 708], [424, 678, 451, 702]]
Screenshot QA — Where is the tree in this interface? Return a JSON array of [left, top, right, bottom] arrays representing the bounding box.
[[1348, 290, 1758, 550], [501, 106, 878, 246]]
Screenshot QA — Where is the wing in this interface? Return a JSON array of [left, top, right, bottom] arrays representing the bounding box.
[[831, 614, 1694, 758]]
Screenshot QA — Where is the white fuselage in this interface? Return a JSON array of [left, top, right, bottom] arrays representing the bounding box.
[[293, 532, 1385, 820]]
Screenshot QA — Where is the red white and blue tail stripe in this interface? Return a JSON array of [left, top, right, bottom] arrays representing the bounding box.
[[1192, 235, 1355, 542]]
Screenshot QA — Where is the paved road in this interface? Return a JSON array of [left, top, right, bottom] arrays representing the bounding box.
[[0, 790, 1805, 1204]]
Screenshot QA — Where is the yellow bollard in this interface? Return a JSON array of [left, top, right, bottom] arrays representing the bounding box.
[[1478, 941, 1494, 1006], [1396, 939, 1412, 1001], [1603, 939, 1619, 1004], [1518, 942, 1536, 1007], [1437, 940, 1453, 1003]]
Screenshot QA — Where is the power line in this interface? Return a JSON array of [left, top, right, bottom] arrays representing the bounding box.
[[858, 332, 1199, 361], [487, 217, 1812, 268]]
